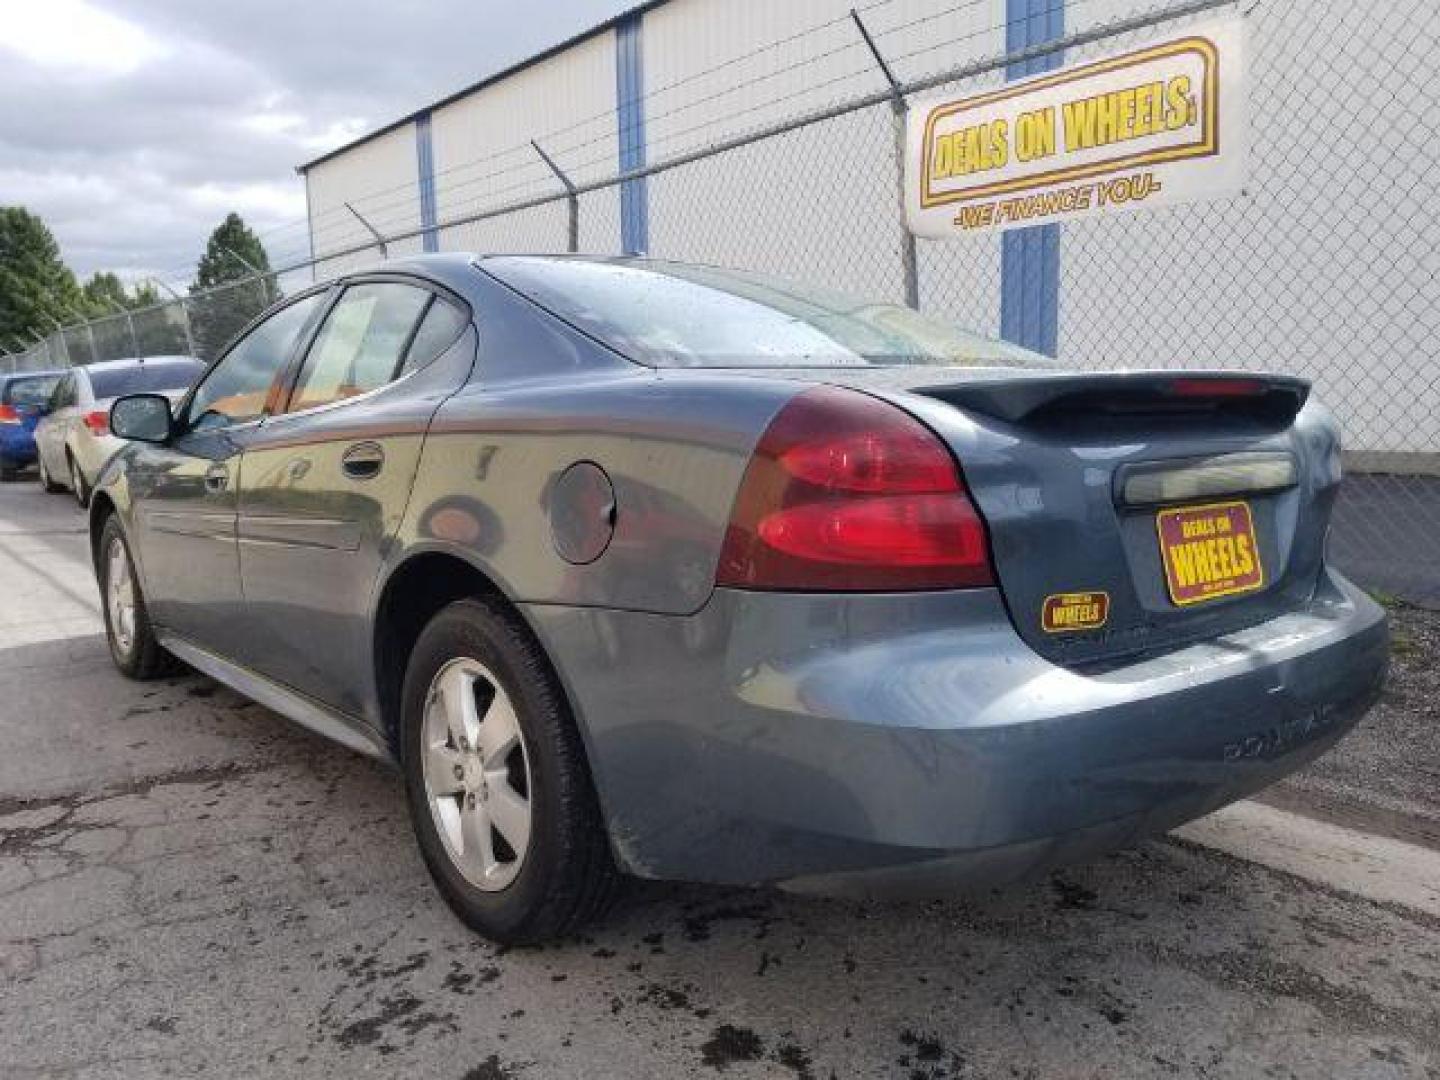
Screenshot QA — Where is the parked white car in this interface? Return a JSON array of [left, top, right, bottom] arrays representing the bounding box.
[[35, 356, 205, 505]]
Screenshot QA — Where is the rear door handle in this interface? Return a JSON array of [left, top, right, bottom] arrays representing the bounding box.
[[204, 464, 229, 492], [341, 441, 385, 480]]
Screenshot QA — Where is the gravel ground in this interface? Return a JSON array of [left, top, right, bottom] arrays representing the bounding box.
[[1262, 600, 1440, 850]]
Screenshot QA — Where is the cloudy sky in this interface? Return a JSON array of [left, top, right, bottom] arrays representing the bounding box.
[[0, 0, 629, 288]]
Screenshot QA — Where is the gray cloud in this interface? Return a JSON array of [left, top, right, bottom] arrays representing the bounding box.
[[0, 0, 628, 283]]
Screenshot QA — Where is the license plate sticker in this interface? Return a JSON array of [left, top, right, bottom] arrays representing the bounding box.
[[1156, 500, 1264, 606]]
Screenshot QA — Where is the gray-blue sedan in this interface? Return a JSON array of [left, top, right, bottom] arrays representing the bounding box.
[[90, 254, 1388, 942]]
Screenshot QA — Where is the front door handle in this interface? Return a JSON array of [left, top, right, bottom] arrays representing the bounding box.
[[204, 463, 229, 492], [341, 441, 385, 480]]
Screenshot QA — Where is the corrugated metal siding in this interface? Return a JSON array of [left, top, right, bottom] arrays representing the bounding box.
[[430, 30, 618, 255], [304, 123, 424, 274], [640, 0, 1007, 322]]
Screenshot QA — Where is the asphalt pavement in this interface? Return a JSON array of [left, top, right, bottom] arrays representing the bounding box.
[[2, 478, 1438, 1079]]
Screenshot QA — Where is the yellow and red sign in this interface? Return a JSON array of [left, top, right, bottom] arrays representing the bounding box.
[[1041, 591, 1110, 633], [1157, 500, 1264, 606], [905, 15, 1248, 237]]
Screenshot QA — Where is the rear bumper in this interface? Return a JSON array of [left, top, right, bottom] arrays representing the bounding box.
[[525, 569, 1387, 889], [0, 429, 37, 463], [72, 434, 124, 483]]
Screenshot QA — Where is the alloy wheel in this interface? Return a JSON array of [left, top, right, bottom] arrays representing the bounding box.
[[106, 535, 136, 657], [421, 657, 534, 891]]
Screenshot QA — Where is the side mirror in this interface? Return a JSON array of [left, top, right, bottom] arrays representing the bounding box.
[[110, 394, 173, 444]]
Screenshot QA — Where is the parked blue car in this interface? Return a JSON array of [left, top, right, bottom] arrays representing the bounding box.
[[0, 370, 63, 481]]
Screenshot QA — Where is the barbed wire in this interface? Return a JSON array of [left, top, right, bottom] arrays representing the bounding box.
[[302, 0, 1067, 252]]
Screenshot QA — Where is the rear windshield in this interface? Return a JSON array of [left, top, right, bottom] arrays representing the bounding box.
[[3, 375, 60, 406], [90, 361, 204, 399], [484, 257, 1044, 369]]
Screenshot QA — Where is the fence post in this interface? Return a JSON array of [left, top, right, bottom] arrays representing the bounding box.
[[220, 246, 273, 306], [851, 9, 920, 310], [148, 278, 198, 359], [81, 314, 101, 364], [106, 299, 140, 358], [532, 140, 580, 253], [344, 202, 390, 259], [42, 315, 72, 367]]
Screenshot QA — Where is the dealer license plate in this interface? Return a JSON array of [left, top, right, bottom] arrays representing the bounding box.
[[1156, 500, 1264, 606]]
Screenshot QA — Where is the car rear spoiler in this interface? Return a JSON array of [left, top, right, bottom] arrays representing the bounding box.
[[915, 372, 1310, 427]]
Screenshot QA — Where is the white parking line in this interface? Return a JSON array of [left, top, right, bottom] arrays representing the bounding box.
[[1175, 799, 1440, 918]]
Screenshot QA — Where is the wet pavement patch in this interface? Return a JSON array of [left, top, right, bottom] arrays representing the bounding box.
[[462, 1054, 520, 1080], [699, 1024, 765, 1069]]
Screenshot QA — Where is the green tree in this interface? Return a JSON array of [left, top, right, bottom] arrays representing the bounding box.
[[193, 212, 272, 290], [81, 270, 156, 315], [189, 212, 276, 360], [0, 207, 83, 344]]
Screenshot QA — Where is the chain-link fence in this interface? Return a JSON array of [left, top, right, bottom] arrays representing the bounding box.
[[4, 0, 1435, 599]]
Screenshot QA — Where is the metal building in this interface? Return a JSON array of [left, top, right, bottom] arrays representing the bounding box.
[[297, 0, 1440, 467]]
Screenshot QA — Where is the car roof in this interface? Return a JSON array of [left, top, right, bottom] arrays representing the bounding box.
[[1, 369, 64, 383]]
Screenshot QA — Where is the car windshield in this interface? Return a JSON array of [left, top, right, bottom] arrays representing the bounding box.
[[3, 375, 60, 406], [90, 361, 204, 400], [484, 257, 1045, 369]]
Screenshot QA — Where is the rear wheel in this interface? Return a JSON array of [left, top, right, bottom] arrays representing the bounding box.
[[0, 458, 17, 482], [400, 598, 621, 944], [98, 514, 170, 679], [68, 454, 89, 508]]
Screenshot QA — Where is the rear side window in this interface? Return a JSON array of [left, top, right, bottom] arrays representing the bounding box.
[[286, 283, 431, 412], [90, 362, 204, 399], [3, 375, 60, 406], [399, 297, 467, 377]]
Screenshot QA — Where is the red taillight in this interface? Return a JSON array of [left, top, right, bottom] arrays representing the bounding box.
[[0, 404, 18, 425], [1169, 377, 1266, 398], [716, 386, 993, 591], [83, 409, 110, 436]]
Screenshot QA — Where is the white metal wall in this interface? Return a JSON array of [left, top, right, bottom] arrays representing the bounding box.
[[641, 0, 1007, 327], [298, 0, 1436, 454], [305, 123, 423, 274], [431, 30, 618, 256]]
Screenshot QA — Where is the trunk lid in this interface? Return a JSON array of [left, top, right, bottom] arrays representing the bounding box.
[[798, 366, 1340, 668]]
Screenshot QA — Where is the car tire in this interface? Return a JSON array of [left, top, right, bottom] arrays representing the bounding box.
[[97, 514, 172, 679], [68, 454, 90, 508], [0, 458, 17, 482], [38, 455, 64, 493], [400, 597, 622, 944]]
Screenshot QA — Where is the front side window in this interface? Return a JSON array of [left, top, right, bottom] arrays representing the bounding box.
[[485, 256, 1047, 370], [286, 283, 430, 413], [186, 293, 324, 430]]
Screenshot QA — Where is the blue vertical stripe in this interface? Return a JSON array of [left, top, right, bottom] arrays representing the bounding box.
[[1000, 0, 1063, 356], [615, 13, 649, 254], [416, 112, 439, 253]]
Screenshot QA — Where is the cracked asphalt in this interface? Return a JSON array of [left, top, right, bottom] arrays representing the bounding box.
[[2, 482, 1438, 1079]]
